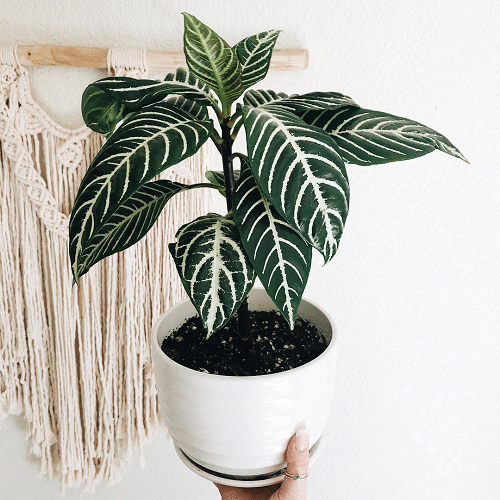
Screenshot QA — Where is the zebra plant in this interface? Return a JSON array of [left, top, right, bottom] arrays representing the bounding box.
[[69, 12, 467, 338]]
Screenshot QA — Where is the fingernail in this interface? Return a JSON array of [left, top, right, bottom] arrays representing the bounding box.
[[296, 428, 309, 451]]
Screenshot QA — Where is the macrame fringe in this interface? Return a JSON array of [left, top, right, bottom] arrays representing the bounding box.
[[0, 50, 217, 490]]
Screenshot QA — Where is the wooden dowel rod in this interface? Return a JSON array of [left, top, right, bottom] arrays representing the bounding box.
[[15, 46, 308, 72]]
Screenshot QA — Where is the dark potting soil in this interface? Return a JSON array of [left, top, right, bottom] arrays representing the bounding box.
[[160, 310, 328, 376]]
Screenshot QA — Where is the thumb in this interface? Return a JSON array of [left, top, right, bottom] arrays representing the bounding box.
[[274, 429, 309, 500]]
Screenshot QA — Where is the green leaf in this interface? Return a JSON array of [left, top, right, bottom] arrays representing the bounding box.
[[69, 102, 213, 281], [169, 213, 256, 338], [164, 94, 209, 121], [163, 67, 220, 110], [298, 106, 468, 165], [233, 156, 312, 328], [234, 30, 281, 89], [205, 170, 240, 192], [182, 12, 243, 115], [243, 89, 289, 107], [90, 68, 218, 111], [244, 89, 358, 113], [240, 104, 350, 264], [74, 180, 187, 278], [81, 84, 127, 135]]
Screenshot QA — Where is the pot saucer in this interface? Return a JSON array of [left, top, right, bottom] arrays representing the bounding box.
[[173, 435, 324, 488]]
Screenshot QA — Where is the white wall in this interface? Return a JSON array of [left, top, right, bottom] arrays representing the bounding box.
[[1, 0, 499, 498]]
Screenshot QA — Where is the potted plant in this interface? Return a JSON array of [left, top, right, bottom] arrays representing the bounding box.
[[69, 12, 466, 486]]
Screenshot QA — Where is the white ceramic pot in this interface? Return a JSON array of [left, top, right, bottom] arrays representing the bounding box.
[[151, 288, 337, 486]]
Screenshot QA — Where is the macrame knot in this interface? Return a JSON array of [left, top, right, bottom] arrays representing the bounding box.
[[0, 65, 18, 89], [38, 203, 69, 236], [2, 134, 21, 158], [0, 46, 21, 102], [16, 106, 44, 135], [57, 139, 84, 172], [0, 45, 21, 69], [106, 47, 149, 78]]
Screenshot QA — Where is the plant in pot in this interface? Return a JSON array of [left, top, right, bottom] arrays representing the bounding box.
[[69, 12, 466, 487]]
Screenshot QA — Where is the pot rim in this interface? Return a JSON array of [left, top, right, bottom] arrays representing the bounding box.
[[152, 288, 337, 381]]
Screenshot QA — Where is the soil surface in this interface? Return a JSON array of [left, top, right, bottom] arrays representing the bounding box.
[[161, 310, 328, 376]]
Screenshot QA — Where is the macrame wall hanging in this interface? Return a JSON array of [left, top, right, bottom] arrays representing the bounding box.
[[0, 45, 216, 490], [0, 43, 307, 490]]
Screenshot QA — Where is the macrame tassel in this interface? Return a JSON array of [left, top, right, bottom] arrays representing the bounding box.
[[0, 145, 28, 423], [0, 48, 218, 490]]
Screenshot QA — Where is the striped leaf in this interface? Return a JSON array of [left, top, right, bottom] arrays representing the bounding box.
[[298, 106, 468, 165], [240, 104, 350, 263], [243, 89, 289, 107], [163, 68, 219, 109], [182, 12, 243, 115], [205, 170, 240, 191], [234, 30, 281, 89], [75, 180, 187, 278], [81, 84, 127, 135], [164, 94, 209, 121], [90, 67, 218, 111], [69, 102, 213, 281], [169, 213, 256, 338], [244, 89, 358, 113], [233, 156, 312, 328]]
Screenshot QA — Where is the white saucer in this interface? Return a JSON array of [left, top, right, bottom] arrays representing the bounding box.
[[174, 435, 324, 488]]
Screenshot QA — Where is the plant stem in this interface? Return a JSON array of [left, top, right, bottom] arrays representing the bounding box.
[[237, 297, 250, 339], [220, 122, 235, 212], [220, 120, 251, 339]]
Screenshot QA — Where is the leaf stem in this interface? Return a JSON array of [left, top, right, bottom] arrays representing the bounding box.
[[185, 182, 225, 192], [211, 129, 223, 154], [230, 117, 244, 141], [212, 128, 223, 143], [221, 102, 233, 122], [227, 107, 242, 128], [209, 99, 223, 119]]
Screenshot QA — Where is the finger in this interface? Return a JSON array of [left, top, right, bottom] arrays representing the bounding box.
[[277, 428, 309, 499]]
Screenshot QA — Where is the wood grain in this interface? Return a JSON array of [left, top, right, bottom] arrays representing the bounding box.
[[15, 46, 308, 72]]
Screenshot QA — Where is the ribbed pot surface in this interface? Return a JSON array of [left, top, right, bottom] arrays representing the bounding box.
[[151, 288, 337, 477]]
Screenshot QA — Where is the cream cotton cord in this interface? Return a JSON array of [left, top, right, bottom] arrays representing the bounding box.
[[0, 44, 215, 490]]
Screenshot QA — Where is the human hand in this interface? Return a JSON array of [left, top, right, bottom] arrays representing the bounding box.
[[214, 428, 309, 500]]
